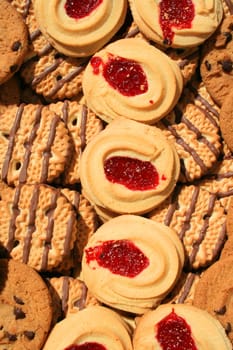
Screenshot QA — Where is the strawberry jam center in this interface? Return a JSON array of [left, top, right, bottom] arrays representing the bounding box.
[[64, 0, 103, 20], [64, 343, 106, 350], [104, 156, 161, 191], [85, 239, 149, 277], [90, 55, 148, 96], [156, 309, 198, 350], [159, 0, 195, 45]]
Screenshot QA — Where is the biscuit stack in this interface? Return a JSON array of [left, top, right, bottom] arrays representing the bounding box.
[[1, 0, 233, 349]]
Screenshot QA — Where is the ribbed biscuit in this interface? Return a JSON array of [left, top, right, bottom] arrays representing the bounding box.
[[193, 257, 233, 344], [47, 100, 103, 185], [0, 0, 28, 84], [148, 184, 227, 270], [0, 103, 72, 186], [0, 183, 77, 272], [0, 258, 52, 350]]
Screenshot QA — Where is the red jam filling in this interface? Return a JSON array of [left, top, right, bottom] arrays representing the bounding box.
[[64, 0, 103, 20], [64, 343, 106, 350], [90, 55, 148, 96], [159, 0, 195, 45], [156, 309, 198, 350], [104, 156, 162, 191], [85, 239, 149, 277]]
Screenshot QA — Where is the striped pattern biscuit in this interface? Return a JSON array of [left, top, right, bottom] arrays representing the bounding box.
[[0, 183, 77, 272], [0, 104, 71, 186], [148, 184, 227, 270]]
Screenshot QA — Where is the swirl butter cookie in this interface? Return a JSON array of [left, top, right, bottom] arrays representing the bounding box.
[[148, 184, 227, 270], [129, 0, 223, 49], [0, 103, 71, 186], [0, 183, 77, 272], [0, 258, 52, 350], [34, 0, 128, 57], [81, 215, 184, 314], [80, 118, 180, 215], [200, 15, 233, 106], [47, 100, 103, 185], [133, 304, 232, 349], [193, 257, 233, 344], [0, 0, 28, 85], [82, 38, 183, 124], [43, 305, 133, 350]]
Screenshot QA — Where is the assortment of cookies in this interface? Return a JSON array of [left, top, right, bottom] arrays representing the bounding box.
[[1, 0, 233, 349]]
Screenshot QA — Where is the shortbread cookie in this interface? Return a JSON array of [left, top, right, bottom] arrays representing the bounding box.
[[156, 100, 222, 183], [47, 276, 100, 324], [61, 188, 99, 261], [0, 183, 77, 272], [129, 0, 223, 48], [222, 0, 233, 16], [0, 258, 52, 350], [81, 215, 184, 314], [133, 304, 232, 349], [82, 38, 183, 124], [0, 0, 28, 84], [43, 305, 133, 350], [0, 104, 72, 186], [220, 90, 233, 152], [193, 257, 233, 343], [47, 100, 103, 184], [200, 15, 233, 106], [80, 118, 180, 215], [148, 184, 227, 270], [34, 0, 128, 57]]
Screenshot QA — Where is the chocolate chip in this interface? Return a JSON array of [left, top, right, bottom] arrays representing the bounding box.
[[13, 296, 24, 305], [11, 41, 22, 51], [214, 305, 226, 315], [204, 60, 211, 71], [24, 331, 35, 340], [223, 32, 232, 44], [221, 59, 233, 73], [10, 64, 18, 73], [5, 332, 17, 341], [225, 322, 232, 334], [14, 307, 26, 320]]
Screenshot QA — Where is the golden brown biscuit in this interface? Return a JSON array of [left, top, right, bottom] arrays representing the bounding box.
[[0, 258, 52, 350]]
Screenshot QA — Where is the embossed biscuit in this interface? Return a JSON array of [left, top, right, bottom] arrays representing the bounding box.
[[193, 257, 233, 344], [148, 184, 227, 270], [47, 276, 100, 325], [0, 103, 72, 186], [200, 15, 233, 106], [0, 0, 28, 84], [47, 100, 103, 185], [0, 183, 77, 272], [0, 258, 52, 350]]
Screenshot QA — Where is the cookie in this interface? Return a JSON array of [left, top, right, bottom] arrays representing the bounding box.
[[47, 276, 100, 324], [81, 215, 184, 314], [82, 37, 183, 124], [43, 305, 133, 350], [220, 196, 233, 258], [220, 90, 233, 152], [193, 257, 233, 344], [0, 103, 72, 186], [133, 304, 232, 349], [47, 100, 103, 185], [0, 183, 77, 272], [148, 183, 227, 270], [129, 0, 223, 49], [0, 258, 52, 350], [34, 0, 128, 57], [80, 118, 180, 215], [200, 15, 233, 106], [156, 87, 222, 183], [0, 0, 28, 85]]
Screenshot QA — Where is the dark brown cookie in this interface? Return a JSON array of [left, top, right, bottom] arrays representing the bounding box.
[[220, 90, 233, 152], [0, 0, 28, 85], [200, 15, 233, 106], [193, 257, 233, 344], [0, 258, 52, 349]]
